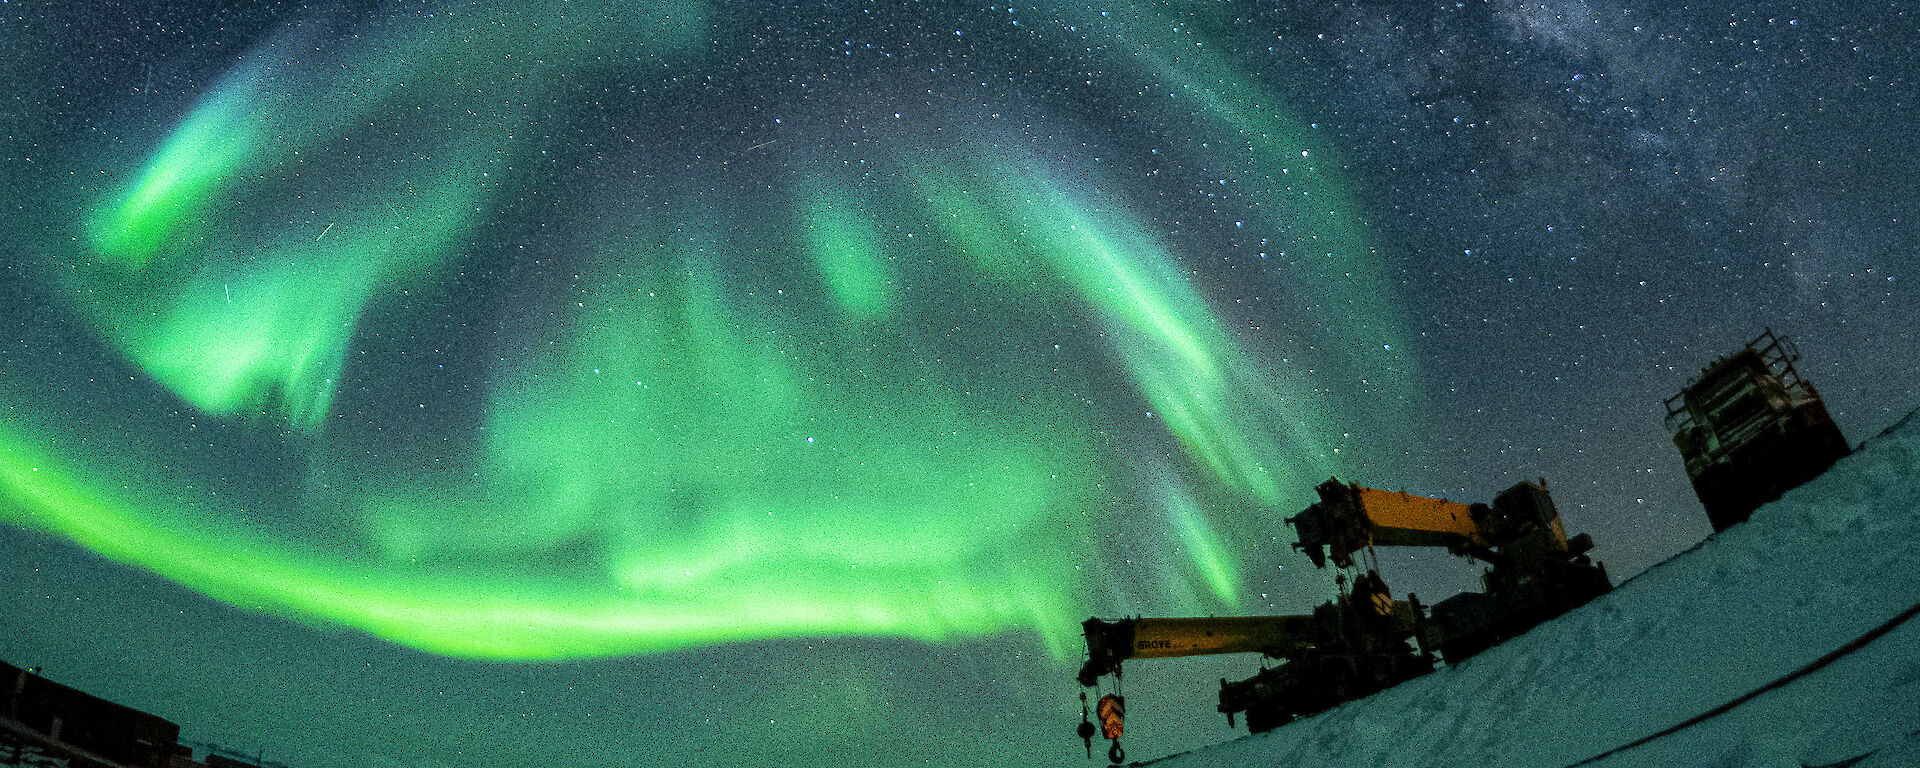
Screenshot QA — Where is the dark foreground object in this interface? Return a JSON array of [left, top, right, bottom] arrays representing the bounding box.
[[1666, 329, 1850, 531]]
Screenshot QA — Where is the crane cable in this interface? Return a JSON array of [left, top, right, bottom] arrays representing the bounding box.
[[1566, 600, 1920, 767]]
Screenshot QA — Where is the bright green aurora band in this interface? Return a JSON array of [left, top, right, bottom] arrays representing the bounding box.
[[0, 1, 1418, 659]]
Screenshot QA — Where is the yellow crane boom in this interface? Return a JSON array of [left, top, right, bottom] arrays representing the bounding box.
[[1077, 615, 1316, 686]]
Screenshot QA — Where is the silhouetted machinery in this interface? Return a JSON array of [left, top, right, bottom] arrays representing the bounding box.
[[1665, 329, 1850, 531], [1071, 331, 1850, 758], [1074, 478, 1611, 758], [1075, 570, 1430, 760], [1290, 478, 1612, 661]]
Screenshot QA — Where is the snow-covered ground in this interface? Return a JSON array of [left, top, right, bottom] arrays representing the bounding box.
[[1154, 409, 1920, 768]]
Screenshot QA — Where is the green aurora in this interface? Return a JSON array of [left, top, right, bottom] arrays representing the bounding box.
[[0, 0, 1420, 660]]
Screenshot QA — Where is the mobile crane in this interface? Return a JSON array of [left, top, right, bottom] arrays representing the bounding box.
[[1288, 477, 1612, 661], [1075, 477, 1612, 759], [1075, 569, 1431, 760]]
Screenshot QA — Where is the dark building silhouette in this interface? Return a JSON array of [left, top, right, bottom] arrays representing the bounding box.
[[3, 661, 179, 768]]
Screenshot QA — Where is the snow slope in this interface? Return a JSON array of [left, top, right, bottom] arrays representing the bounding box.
[[1156, 409, 1920, 768]]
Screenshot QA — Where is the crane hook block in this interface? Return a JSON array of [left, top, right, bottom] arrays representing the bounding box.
[[1097, 694, 1125, 740]]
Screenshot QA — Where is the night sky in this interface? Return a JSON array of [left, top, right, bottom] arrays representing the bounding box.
[[2, 1, 1916, 766]]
